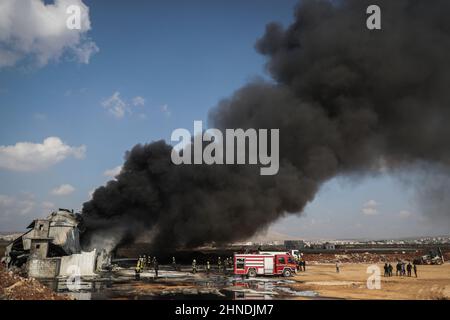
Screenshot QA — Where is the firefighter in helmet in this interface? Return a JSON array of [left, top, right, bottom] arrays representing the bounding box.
[[192, 259, 197, 274], [206, 260, 211, 275], [135, 256, 142, 280]]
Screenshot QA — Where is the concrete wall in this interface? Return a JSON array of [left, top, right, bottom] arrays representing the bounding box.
[[30, 239, 49, 258], [33, 220, 50, 238], [59, 250, 96, 277], [28, 258, 60, 278]]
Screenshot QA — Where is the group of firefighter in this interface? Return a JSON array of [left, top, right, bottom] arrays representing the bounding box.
[[192, 256, 233, 274], [135, 255, 234, 279], [135, 255, 160, 279]]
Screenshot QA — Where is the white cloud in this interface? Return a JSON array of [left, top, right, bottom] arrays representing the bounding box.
[[103, 165, 122, 178], [132, 96, 145, 106], [0, 0, 98, 68], [161, 104, 171, 117], [51, 184, 75, 196], [102, 92, 148, 119], [0, 137, 86, 172], [0, 193, 36, 216], [0, 194, 57, 230], [362, 199, 379, 215], [101, 91, 128, 119]]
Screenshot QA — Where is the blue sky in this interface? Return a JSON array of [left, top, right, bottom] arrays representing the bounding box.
[[0, 0, 446, 238]]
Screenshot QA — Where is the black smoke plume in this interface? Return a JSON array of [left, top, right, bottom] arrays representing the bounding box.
[[81, 0, 450, 251]]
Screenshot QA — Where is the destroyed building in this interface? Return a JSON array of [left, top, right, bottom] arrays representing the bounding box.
[[2, 209, 109, 278]]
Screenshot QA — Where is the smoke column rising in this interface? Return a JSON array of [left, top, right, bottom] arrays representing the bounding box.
[[81, 0, 450, 250]]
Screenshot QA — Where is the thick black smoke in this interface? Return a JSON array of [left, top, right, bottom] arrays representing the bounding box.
[[81, 0, 450, 250]]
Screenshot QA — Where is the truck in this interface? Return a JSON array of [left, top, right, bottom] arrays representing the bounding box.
[[413, 247, 445, 265], [233, 252, 297, 277]]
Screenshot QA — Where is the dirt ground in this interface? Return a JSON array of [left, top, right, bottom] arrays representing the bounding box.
[[290, 263, 450, 300], [0, 265, 69, 300]]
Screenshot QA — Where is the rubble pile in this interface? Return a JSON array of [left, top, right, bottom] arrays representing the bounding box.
[[0, 265, 68, 300]]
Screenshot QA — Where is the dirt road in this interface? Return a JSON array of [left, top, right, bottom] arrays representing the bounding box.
[[291, 263, 450, 299]]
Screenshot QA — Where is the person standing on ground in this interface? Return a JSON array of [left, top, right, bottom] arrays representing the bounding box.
[[154, 258, 159, 278], [413, 263, 417, 278], [192, 259, 197, 274], [407, 262, 412, 277], [206, 260, 210, 275], [172, 256, 176, 270], [384, 263, 388, 277], [135, 257, 142, 280], [336, 261, 340, 273], [388, 263, 393, 277]]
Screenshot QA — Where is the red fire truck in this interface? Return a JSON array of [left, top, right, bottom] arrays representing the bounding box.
[[233, 252, 297, 277]]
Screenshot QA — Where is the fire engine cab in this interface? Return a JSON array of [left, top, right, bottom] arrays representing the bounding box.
[[233, 252, 297, 277]]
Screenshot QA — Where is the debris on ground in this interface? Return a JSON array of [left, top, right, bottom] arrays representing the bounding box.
[[0, 265, 69, 300]]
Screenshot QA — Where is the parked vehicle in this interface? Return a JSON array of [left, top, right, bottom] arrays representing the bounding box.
[[233, 252, 297, 277]]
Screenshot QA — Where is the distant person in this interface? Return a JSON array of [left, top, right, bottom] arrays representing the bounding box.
[[407, 262, 412, 277], [142, 255, 147, 269], [192, 259, 197, 274], [413, 263, 417, 278], [135, 257, 142, 280], [336, 262, 340, 273], [154, 258, 159, 278], [206, 261, 211, 275], [388, 263, 393, 277], [384, 263, 388, 277], [401, 262, 406, 276], [147, 255, 152, 267], [172, 256, 177, 270], [396, 262, 401, 276], [302, 260, 306, 272]]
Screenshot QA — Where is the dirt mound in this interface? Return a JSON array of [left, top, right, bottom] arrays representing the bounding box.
[[0, 266, 69, 300]]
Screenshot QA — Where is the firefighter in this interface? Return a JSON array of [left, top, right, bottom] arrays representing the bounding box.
[[206, 261, 211, 275], [142, 255, 147, 269], [147, 255, 152, 268], [192, 259, 197, 274], [135, 257, 142, 280], [154, 258, 159, 278], [172, 256, 177, 270], [217, 257, 222, 272]]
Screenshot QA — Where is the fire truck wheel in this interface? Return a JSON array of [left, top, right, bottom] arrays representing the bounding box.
[[283, 269, 292, 277], [247, 268, 257, 277]]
